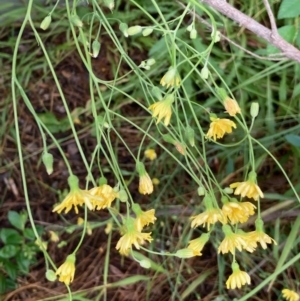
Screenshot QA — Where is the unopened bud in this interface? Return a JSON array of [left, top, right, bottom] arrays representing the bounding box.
[[99, 177, 107, 185], [190, 29, 197, 40], [103, 0, 114, 10], [175, 248, 201, 258], [118, 190, 128, 202], [197, 186, 205, 196], [139, 259, 151, 269], [211, 30, 221, 43], [187, 24, 193, 32], [200, 66, 209, 80], [40, 15, 51, 30], [250, 102, 259, 118], [127, 25, 142, 36], [223, 187, 233, 194], [70, 15, 83, 28], [119, 23, 128, 37], [186, 126, 195, 147], [45, 270, 56, 282], [42, 152, 54, 175], [162, 134, 175, 144], [91, 40, 101, 58], [146, 58, 156, 66], [142, 27, 153, 36], [151, 86, 162, 100]]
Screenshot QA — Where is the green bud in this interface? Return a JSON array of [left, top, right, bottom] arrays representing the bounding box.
[[127, 25, 142, 36], [103, 0, 114, 10], [139, 259, 151, 269], [40, 15, 51, 31], [151, 86, 162, 100], [175, 248, 200, 258], [42, 152, 54, 175], [187, 24, 193, 32], [200, 66, 209, 80], [186, 126, 195, 147], [99, 177, 108, 185], [162, 134, 175, 144], [70, 15, 83, 28], [45, 269, 56, 281], [146, 58, 156, 66], [91, 40, 101, 58], [250, 102, 259, 118], [190, 28, 197, 40], [142, 27, 153, 36], [118, 189, 128, 202], [197, 186, 205, 196], [136, 161, 145, 174], [211, 30, 221, 43], [223, 187, 233, 194], [119, 23, 128, 37]]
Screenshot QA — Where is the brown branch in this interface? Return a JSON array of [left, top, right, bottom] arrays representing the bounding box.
[[201, 0, 300, 64]]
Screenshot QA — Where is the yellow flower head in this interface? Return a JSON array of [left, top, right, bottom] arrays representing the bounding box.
[[56, 254, 76, 285], [144, 148, 157, 161], [206, 116, 236, 141], [218, 225, 249, 254], [187, 233, 210, 253], [226, 262, 251, 289], [148, 94, 174, 126], [247, 218, 277, 249], [222, 199, 256, 225], [224, 97, 241, 116], [136, 162, 153, 195], [89, 184, 118, 210], [132, 203, 157, 232], [282, 289, 300, 301], [49, 231, 59, 243], [191, 208, 226, 230], [160, 67, 180, 88], [52, 175, 92, 214], [230, 171, 264, 201], [116, 217, 153, 256]]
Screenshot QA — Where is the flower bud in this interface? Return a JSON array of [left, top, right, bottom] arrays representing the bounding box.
[[250, 102, 259, 118], [118, 189, 128, 202], [40, 15, 51, 31], [42, 152, 54, 175], [45, 269, 57, 282], [175, 248, 201, 258], [119, 23, 128, 37], [162, 134, 175, 144], [211, 30, 221, 43], [146, 58, 156, 66], [187, 24, 193, 32], [197, 186, 205, 196], [139, 259, 151, 269], [91, 40, 101, 58], [190, 28, 197, 40], [142, 27, 153, 36], [70, 15, 83, 28], [99, 176, 108, 186], [223, 187, 233, 194], [186, 126, 195, 147], [103, 0, 114, 10], [200, 66, 209, 80], [151, 86, 162, 100], [127, 25, 142, 36]]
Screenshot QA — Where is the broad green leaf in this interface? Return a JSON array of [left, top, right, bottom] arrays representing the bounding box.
[[285, 134, 300, 147], [0, 245, 19, 259], [0, 228, 22, 245], [24, 228, 36, 240], [278, 0, 300, 19], [3, 260, 17, 280], [8, 211, 24, 231]]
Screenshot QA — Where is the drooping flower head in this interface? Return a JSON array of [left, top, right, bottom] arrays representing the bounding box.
[[226, 261, 251, 289], [56, 254, 76, 285], [132, 203, 157, 232], [187, 233, 210, 253], [218, 224, 251, 254], [148, 94, 174, 126], [136, 161, 153, 195], [230, 171, 264, 201], [52, 175, 92, 214], [144, 148, 157, 161], [205, 115, 236, 141], [282, 289, 300, 301], [224, 97, 241, 116], [160, 67, 180, 88], [116, 217, 153, 256], [247, 218, 277, 249], [89, 184, 119, 210], [174, 248, 202, 258]]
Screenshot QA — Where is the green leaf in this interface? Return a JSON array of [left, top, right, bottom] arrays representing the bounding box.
[[8, 211, 24, 231], [3, 260, 17, 280], [278, 0, 300, 19], [16, 253, 32, 274], [23, 228, 36, 240], [0, 245, 19, 259], [0, 228, 22, 245], [285, 134, 300, 147]]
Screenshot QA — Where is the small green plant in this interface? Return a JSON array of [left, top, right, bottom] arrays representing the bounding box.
[[0, 211, 44, 294]]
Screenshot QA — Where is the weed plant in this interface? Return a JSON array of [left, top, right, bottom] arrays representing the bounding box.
[[3, 0, 300, 300]]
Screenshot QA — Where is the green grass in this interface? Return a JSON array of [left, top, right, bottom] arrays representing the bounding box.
[[1, 0, 300, 300]]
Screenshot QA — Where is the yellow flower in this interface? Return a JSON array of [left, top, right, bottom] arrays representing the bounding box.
[[230, 171, 264, 201], [148, 94, 174, 126], [132, 203, 156, 231], [224, 97, 241, 116], [226, 262, 250, 289], [191, 208, 226, 230], [206, 116, 236, 141], [282, 289, 300, 301], [160, 67, 180, 88], [89, 184, 118, 210], [56, 254, 76, 285], [49, 231, 59, 242], [218, 225, 249, 254], [144, 148, 157, 161], [116, 217, 153, 255], [152, 177, 160, 185], [52, 175, 92, 214], [187, 233, 210, 253], [222, 200, 256, 224], [246, 218, 277, 249], [139, 173, 153, 195], [236, 230, 258, 253]]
